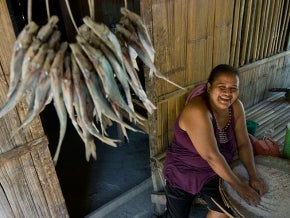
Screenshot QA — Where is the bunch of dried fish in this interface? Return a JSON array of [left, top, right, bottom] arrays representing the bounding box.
[[0, 7, 183, 164]]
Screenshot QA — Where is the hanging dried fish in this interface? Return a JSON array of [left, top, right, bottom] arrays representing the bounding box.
[[70, 43, 142, 137], [2, 1, 184, 163], [79, 26, 135, 115], [49, 42, 68, 164], [8, 22, 39, 98], [70, 52, 119, 147], [12, 49, 55, 135]]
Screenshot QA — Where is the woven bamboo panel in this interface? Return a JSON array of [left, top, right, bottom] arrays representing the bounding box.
[[0, 0, 68, 216], [141, 0, 290, 158], [143, 0, 235, 155], [239, 51, 290, 108], [246, 93, 290, 149]]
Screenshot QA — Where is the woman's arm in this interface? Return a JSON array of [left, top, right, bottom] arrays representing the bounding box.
[[233, 100, 267, 195]]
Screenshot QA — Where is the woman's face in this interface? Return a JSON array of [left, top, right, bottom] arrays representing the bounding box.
[[207, 72, 239, 110]]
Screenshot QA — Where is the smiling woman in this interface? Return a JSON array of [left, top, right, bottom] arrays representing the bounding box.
[[162, 64, 267, 218]]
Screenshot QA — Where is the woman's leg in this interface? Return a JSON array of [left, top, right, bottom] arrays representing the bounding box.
[[164, 182, 194, 218], [199, 178, 234, 217], [206, 210, 228, 218]]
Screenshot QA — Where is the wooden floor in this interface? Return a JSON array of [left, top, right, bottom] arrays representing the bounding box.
[[245, 93, 290, 151]]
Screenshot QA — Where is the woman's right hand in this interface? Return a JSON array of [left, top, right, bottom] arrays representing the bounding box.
[[234, 180, 261, 206]]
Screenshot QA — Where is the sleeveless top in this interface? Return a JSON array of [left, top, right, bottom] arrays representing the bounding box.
[[163, 83, 237, 195]]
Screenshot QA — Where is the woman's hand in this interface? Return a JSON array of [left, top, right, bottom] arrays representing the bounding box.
[[234, 180, 262, 206], [249, 175, 268, 196]]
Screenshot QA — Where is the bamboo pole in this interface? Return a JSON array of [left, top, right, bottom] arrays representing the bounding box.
[[272, 0, 283, 54], [267, 0, 281, 56], [278, 0, 290, 51], [240, 0, 252, 66], [258, 0, 270, 59], [234, 0, 245, 67], [230, 0, 241, 66], [252, 0, 262, 62], [263, 0, 275, 57], [245, 0, 257, 64]]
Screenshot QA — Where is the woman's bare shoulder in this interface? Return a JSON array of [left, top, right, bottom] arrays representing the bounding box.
[[232, 99, 246, 120], [179, 96, 213, 135], [232, 99, 245, 112], [182, 96, 209, 115], [179, 96, 210, 128]]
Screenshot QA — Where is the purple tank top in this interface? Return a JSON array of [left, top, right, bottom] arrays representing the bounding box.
[[163, 84, 237, 195]]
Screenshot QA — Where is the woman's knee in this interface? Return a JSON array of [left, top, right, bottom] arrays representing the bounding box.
[[206, 210, 229, 218]]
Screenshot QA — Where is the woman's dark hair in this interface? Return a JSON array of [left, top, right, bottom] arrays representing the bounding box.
[[207, 64, 239, 84]]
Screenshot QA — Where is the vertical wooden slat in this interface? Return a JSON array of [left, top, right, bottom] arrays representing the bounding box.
[[186, 0, 214, 82], [263, 0, 275, 57], [278, 0, 290, 51], [167, 98, 176, 147], [230, 0, 241, 66], [212, 0, 234, 66], [258, 0, 270, 60], [251, 0, 262, 62], [267, 0, 282, 56], [245, 0, 257, 64], [234, 0, 245, 68], [0, 185, 14, 217], [20, 153, 50, 217], [167, 0, 187, 91], [240, 0, 252, 66], [272, 0, 284, 54]]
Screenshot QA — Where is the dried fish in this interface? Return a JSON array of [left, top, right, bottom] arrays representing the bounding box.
[[12, 49, 55, 135], [116, 24, 184, 90], [77, 36, 140, 122], [8, 21, 39, 98], [70, 43, 141, 137], [71, 53, 119, 147], [49, 42, 68, 164], [72, 86, 97, 161], [83, 16, 125, 71], [0, 41, 46, 118], [120, 7, 154, 58], [47, 30, 62, 49], [121, 46, 156, 114], [79, 28, 134, 114], [36, 15, 59, 42]]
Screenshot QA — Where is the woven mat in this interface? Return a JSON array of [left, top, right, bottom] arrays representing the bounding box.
[[221, 156, 290, 218]]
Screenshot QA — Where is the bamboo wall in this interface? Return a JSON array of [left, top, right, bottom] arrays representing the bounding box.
[[140, 0, 290, 159], [0, 0, 68, 216]]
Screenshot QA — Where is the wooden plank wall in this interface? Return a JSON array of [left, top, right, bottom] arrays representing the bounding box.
[[0, 0, 68, 216], [140, 0, 290, 159]]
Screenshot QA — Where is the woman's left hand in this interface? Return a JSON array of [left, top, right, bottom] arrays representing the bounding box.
[[249, 176, 268, 196]]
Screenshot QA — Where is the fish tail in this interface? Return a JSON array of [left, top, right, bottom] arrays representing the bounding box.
[[153, 69, 185, 90]]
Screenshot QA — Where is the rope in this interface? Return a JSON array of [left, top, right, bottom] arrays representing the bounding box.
[[45, 0, 51, 19], [88, 0, 95, 20], [28, 0, 32, 23], [64, 0, 79, 34]]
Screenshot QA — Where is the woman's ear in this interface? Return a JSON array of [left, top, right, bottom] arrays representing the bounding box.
[[207, 83, 211, 92]]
